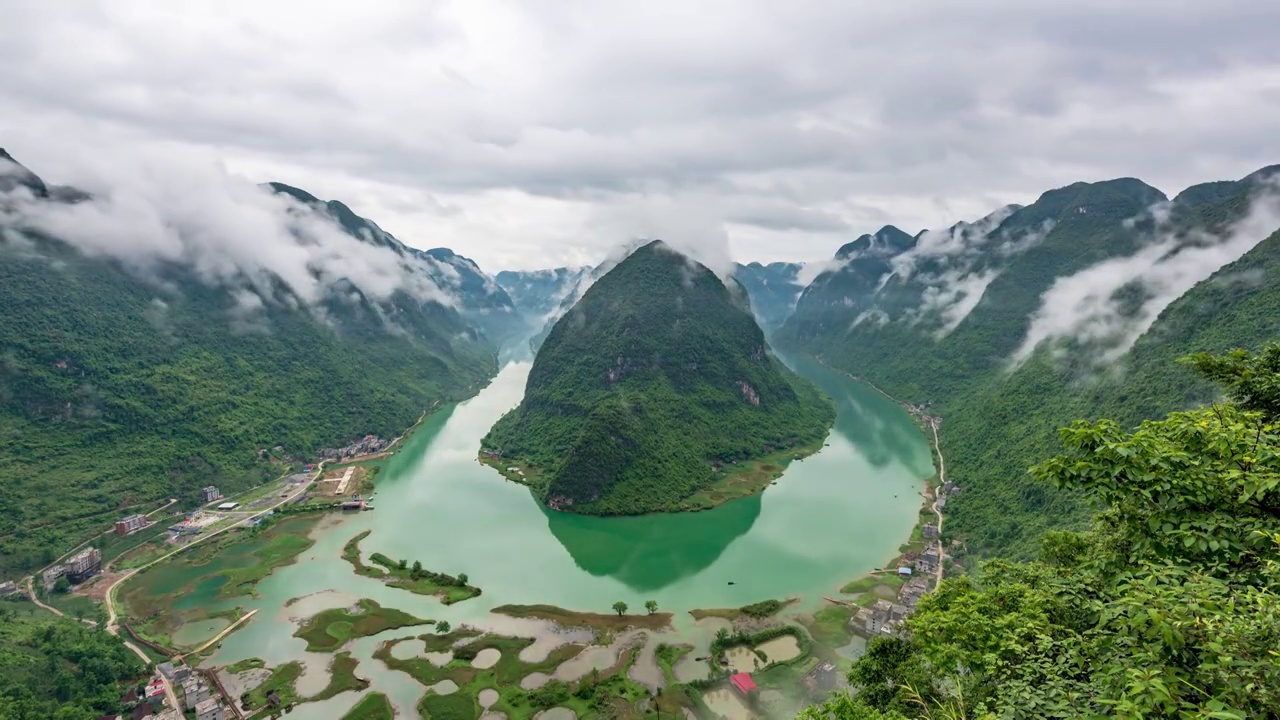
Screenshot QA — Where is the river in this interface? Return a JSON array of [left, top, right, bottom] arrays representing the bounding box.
[[187, 352, 932, 716]]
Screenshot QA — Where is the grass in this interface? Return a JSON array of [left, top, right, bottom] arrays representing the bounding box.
[[492, 604, 673, 631], [341, 531, 482, 604], [839, 574, 904, 597], [245, 661, 303, 710], [378, 630, 665, 720], [312, 652, 370, 701], [341, 692, 394, 720], [227, 657, 266, 673], [420, 691, 476, 720], [801, 604, 857, 649], [678, 438, 825, 511], [690, 597, 796, 622], [294, 599, 430, 653]]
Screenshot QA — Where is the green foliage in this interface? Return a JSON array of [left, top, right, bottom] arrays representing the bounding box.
[[484, 240, 834, 514], [340, 692, 394, 720], [0, 605, 146, 720], [805, 348, 1280, 719], [779, 168, 1280, 561], [645, 599, 658, 615], [350, 540, 480, 604], [0, 211, 497, 575], [739, 598, 783, 618], [293, 599, 426, 652], [435, 620, 451, 634], [612, 601, 628, 616], [418, 689, 476, 720]]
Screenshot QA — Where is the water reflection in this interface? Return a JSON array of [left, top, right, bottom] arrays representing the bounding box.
[[542, 494, 762, 592]]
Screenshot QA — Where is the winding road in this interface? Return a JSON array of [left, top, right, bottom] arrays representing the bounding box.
[[929, 421, 946, 588]]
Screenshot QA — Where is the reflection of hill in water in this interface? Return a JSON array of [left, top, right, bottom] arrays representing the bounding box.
[[542, 494, 762, 592], [785, 355, 932, 474]]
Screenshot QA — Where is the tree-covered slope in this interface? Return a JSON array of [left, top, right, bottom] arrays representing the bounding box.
[[482, 240, 834, 515], [801, 346, 1280, 719], [0, 155, 498, 574], [778, 168, 1280, 560]]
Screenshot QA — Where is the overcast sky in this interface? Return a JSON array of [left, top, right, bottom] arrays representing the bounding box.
[[3, 1, 1279, 272]]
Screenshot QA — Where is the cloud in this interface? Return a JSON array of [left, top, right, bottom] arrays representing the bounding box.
[[0, 148, 455, 309], [1011, 186, 1280, 366], [916, 269, 1003, 339], [2, 2, 1279, 270]]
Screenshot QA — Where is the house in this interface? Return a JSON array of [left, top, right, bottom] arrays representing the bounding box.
[[195, 698, 228, 720], [42, 564, 67, 591], [921, 523, 939, 539], [65, 547, 102, 582], [216, 502, 239, 511], [151, 711, 182, 720], [115, 514, 148, 536], [160, 661, 190, 682], [0, 580, 17, 597], [803, 662, 839, 693], [897, 566, 913, 577], [182, 676, 210, 709], [729, 672, 758, 697], [143, 678, 166, 700], [200, 486, 222, 503]]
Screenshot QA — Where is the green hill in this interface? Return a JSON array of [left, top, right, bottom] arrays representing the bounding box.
[[778, 168, 1280, 560], [0, 153, 498, 574], [482, 240, 834, 515]]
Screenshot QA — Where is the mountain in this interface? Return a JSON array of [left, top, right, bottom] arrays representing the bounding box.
[[731, 261, 805, 332], [777, 168, 1280, 559], [495, 267, 591, 317], [482, 240, 834, 515], [265, 183, 521, 343], [0, 153, 499, 574]]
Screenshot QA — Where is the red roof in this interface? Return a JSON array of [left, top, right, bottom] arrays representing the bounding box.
[[730, 672, 757, 694]]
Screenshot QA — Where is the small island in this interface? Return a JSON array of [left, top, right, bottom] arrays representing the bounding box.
[[342, 530, 482, 604], [481, 240, 835, 516]]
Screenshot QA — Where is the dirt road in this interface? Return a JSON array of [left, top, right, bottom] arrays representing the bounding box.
[[929, 422, 946, 588]]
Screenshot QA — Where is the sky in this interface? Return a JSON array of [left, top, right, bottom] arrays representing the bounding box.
[[2, 1, 1279, 272]]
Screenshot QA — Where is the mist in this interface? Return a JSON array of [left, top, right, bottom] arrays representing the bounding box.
[[1012, 188, 1280, 367], [0, 150, 456, 311]]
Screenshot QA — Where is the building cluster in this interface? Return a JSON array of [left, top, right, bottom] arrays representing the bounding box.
[[115, 513, 153, 537], [852, 573, 933, 638], [320, 434, 388, 461], [200, 485, 222, 503], [42, 546, 101, 590], [935, 481, 960, 510]]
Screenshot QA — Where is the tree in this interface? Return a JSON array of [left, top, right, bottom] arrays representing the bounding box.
[[612, 601, 628, 616], [436, 621, 451, 634], [715, 628, 730, 643], [53, 576, 70, 594], [412, 560, 422, 574], [799, 347, 1280, 719], [644, 600, 658, 615], [397, 559, 407, 570], [456, 573, 468, 587]]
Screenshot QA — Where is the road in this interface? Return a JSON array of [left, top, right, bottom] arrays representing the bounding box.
[[178, 608, 259, 661], [929, 421, 946, 588]]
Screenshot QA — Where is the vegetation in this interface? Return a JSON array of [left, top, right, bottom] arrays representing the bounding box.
[[340, 692, 394, 720], [293, 599, 428, 652], [312, 652, 369, 701], [778, 166, 1280, 561], [612, 601, 628, 616], [0, 603, 146, 720], [690, 597, 795, 621], [492, 603, 673, 631], [0, 157, 499, 576], [340, 531, 481, 604], [227, 656, 266, 673], [483, 240, 834, 515], [800, 347, 1280, 719]]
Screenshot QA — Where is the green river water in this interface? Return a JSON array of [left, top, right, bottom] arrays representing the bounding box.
[[166, 353, 932, 717]]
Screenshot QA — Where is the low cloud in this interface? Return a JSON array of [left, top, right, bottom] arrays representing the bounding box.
[[915, 269, 1002, 339], [1011, 187, 1280, 367], [0, 151, 455, 310]]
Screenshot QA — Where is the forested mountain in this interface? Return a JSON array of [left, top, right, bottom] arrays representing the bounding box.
[[802, 346, 1280, 719], [266, 182, 521, 342], [777, 166, 1280, 559], [482, 240, 834, 515], [731, 261, 805, 332], [495, 267, 591, 317], [0, 152, 499, 574]]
